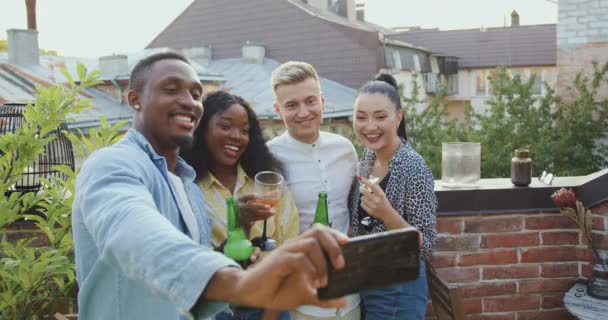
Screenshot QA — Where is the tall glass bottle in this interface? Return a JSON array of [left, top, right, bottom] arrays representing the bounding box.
[[223, 197, 253, 268], [311, 192, 332, 227]]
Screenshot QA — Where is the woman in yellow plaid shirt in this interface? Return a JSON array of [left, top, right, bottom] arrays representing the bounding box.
[[180, 91, 298, 320]]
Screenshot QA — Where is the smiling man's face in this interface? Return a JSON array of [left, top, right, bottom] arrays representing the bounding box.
[[273, 77, 324, 144], [131, 58, 204, 153]]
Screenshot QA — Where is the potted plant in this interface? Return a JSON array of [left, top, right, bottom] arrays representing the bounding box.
[[552, 188, 608, 299]]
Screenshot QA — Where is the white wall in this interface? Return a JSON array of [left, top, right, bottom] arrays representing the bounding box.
[[447, 66, 558, 112], [558, 0, 608, 47]]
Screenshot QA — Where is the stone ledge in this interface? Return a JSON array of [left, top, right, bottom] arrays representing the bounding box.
[[434, 169, 608, 216]]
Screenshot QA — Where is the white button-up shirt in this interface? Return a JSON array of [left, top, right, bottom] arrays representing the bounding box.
[[268, 131, 360, 317]]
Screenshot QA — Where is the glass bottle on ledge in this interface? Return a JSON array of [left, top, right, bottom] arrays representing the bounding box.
[[511, 149, 532, 187], [223, 197, 253, 269], [311, 192, 332, 228]]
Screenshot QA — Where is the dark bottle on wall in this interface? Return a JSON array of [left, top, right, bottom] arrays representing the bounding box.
[[511, 149, 532, 187]]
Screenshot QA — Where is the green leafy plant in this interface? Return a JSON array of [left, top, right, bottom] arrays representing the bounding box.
[[0, 64, 125, 319], [402, 63, 608, 179], [402, 72, 472, 177]]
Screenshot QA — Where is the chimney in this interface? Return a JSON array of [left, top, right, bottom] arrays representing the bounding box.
[[26, 0, 37, 30], [7, 0, 40, 65], [356, 2, 365, 21], [7, 29, 39, 65], [242, 43, 265, 64], [346, 0, 356, 21], [98, 54, 129, 78], [511, 10, 520, 27], [182, 47, 212, 67]]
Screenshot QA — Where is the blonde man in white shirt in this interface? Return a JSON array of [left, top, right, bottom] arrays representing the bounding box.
[[267, 61, 360, 320]]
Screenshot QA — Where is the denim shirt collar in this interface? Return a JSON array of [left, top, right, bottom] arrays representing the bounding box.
[[124, 129, 197, 182]]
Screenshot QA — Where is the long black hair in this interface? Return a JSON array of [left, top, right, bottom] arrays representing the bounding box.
[[180, 91, 284, 181], [357, 73, 407, 140]]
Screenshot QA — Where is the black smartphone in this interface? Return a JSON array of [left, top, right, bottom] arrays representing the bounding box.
[[317, 227, 421, 300]]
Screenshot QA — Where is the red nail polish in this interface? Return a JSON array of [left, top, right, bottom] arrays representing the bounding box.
[[356, 176, 362, 181]]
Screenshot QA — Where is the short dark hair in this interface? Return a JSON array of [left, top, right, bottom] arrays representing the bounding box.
[[180, 91, 285, 181], [358, 73, 407, 140], [129, 51, 190, 92]]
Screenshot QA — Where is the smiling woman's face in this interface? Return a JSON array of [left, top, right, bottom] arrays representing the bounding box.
[[203, 103, 250, 168], [352, 92, 402, 152]]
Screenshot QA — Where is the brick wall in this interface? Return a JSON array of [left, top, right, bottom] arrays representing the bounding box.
[[426, 201, 608, 319], [557, 0, 608, 99]]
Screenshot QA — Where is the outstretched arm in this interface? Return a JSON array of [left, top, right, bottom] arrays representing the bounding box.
[[200, 226, 349, 310]]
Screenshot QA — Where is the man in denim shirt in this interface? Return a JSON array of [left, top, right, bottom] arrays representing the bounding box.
[[73, 52, 347, 320]]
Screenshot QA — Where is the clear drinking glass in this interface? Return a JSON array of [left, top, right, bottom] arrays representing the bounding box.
[[357, 160, 380, 229], [251, 171, 283, 251], [441, 142, 481, 188]]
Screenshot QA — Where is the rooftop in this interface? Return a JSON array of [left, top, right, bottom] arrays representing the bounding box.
[[205, 57, 356, 118], [389, 24, 557, 69]]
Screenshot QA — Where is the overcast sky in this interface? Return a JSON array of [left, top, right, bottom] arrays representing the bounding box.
[[0, 0, 558, 57]]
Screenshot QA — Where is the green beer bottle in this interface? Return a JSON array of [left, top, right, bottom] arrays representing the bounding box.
[[223, 197, 254, 268], [311, 191, 332, 227]]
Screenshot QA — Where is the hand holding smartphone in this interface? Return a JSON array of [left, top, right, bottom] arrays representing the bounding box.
[[317, 227, 421, 300]]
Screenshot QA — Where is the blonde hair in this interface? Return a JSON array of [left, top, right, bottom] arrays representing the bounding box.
[[271, 61, 320, 93]]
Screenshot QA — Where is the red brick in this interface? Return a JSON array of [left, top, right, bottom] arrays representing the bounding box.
[[466, 315, 515, 320], [541, 231, 580, 245], [435, 235, 480, 252], [437, 267, 480, 283], [461, 282, 517, 298], [591, 232, 608, 250], [463, 298, 483, 315], [459, 250, 518, 266], [437, 218, 464, 234], [521, 247, 588, 263], [525, 215, 577, 230], [484, 296, 540, 312], [592, 202, 608, 215], [465, 217, 523, 233], [582, 262, 593, 277], [541, 294, 564, 309], [483, 265, 540, 280], [429, 253, 458, 268], [518, 278, 575, 294], [577, 247, 593, 262], [481, 233, 539, 249], [592, 216, 605, 231], [541, 263, 579, 278], [516, 309, 576, 320]]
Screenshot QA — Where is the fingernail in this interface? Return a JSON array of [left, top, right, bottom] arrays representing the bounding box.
[[264, 205, 270, 209], [336, 255, 345, 268], [356, 176, 362, 181]]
